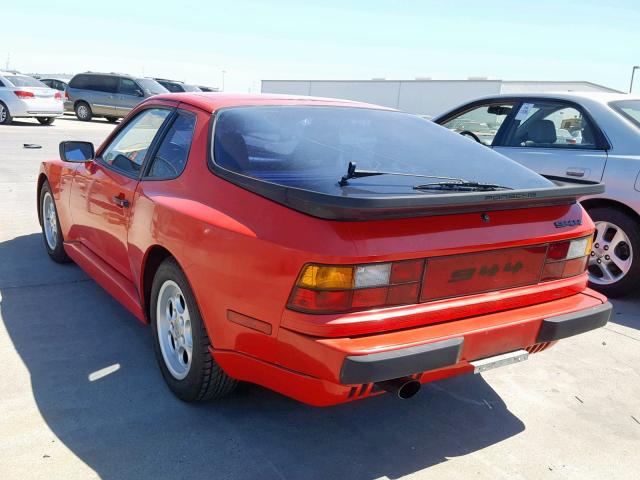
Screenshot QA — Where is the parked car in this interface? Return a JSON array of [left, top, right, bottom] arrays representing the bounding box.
[[435, 92, 640, 297], [38, 93, 610, 406], [197, 85, 219, 92], [40, 77, 69, 93], [0, 72, 64, 125], [65, 72, 168, 122], [154, 78, 202, 93]]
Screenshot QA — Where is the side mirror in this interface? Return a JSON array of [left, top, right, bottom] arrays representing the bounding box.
[[59, 141, 95, 162]]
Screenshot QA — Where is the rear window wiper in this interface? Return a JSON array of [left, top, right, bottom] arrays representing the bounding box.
[[413, 181, 513, 192], [339, 161, 466, 186]]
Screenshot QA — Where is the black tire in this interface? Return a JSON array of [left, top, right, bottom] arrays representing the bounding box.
[[105, 116, 119, 123], [150, 258, 237, 402], [39, 181, 71, 263], [586, 206, 640, 297], [0, 101, 12, 125], [74, 101, 92, 121], [37, 117, 55, 125]]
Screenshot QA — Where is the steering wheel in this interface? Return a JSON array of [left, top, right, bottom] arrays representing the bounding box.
[[459, 130, 482, 143]]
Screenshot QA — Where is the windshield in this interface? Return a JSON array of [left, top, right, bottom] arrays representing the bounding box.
[[212, 106, 553, 196], [5, 75, 47, 88], [136, 79, 169, 95], [611, 100, 640, 129]]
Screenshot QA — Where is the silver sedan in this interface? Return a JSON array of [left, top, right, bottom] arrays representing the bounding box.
[[435, 92, 640, 297], [0, 72, 64, 125]]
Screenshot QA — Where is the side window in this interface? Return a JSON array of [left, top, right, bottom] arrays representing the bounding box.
[[119, 78, 141, 96], [147, 111, 196, 178], [69, 74, 88, 89], [441, 103, 513, 146], [100, 109, 172, 176], [0, 79, 5, 87], [89, 75, 118, 93], [503, 101, 599, 149]]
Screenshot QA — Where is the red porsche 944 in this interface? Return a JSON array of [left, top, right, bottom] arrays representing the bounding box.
[[37, 93, 611, 406]]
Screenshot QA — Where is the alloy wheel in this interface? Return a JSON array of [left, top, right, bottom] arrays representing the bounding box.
[[588, 221, 633, 285], [156, 280, 193, 380], [42, 192, 58, 250], [0, 104, 6, 123]]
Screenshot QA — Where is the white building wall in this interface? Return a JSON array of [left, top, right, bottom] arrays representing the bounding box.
[[261, 79, 619, 116]]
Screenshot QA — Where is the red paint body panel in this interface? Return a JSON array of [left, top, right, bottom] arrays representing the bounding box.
[[37, 93, 608, 406]]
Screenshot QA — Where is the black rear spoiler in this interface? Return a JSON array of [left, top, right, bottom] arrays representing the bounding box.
[[211, 164, 604, 221]]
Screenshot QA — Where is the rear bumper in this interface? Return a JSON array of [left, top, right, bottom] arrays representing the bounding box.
[[340, 301, 611, 385], [7, 98, 63, 117], [213, 290, 609, 406]]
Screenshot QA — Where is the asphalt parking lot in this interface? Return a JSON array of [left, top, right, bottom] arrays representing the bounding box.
[[0, 116, 639, 480]]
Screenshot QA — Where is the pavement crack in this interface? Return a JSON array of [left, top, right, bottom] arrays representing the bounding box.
[[603, 326, 640, 343]]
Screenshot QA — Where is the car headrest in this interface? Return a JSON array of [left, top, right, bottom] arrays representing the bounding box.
[[215, 132, 249, 172], [527, 119, 557, 144]]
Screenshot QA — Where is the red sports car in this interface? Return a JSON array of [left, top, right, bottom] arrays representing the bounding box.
[[38, 93, 611, 406]]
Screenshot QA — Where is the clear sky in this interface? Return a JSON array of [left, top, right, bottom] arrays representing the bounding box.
[[3, 0, 640, 92]]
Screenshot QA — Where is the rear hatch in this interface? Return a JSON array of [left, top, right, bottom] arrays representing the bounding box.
[[207, 103, 602, 335]]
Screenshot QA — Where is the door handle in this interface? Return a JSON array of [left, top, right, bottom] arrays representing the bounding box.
[[112, 195, 130, 208], [566, 168, 585, 178]]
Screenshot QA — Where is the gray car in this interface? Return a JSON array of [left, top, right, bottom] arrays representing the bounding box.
[[65, 72, 168, 122], [434, 92, 640, 297]]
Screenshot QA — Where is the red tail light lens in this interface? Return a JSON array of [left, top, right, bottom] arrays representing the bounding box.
[[14, 90, 35, 99], [288, 236, 593, 314], [541, 236, 592, 281], [64, 91, 69, 100]]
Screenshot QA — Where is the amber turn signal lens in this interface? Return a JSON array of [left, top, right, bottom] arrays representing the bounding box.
[[297, 265, 354, 290]]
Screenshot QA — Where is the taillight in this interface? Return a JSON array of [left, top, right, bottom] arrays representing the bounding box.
[[541, 236, 592, 281], [54, 91, 63, 100], [14, 90, 35, 99], [288, 236, 593, 314], [288, 260, 425, 314], [64, 91, 69, 100]]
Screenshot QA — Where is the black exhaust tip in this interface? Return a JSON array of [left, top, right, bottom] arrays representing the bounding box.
[[375, 377, 421, 399]]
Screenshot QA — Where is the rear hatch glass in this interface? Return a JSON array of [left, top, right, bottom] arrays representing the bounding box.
[[212, 105, 553, 196]]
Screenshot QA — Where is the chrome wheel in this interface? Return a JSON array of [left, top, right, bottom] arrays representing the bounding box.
[[0, 104, 6, 123], [588, 221, 633, 285], [42, 191, 58, 250], [77, 105, 89, 119], [156, 280, 193, 380]]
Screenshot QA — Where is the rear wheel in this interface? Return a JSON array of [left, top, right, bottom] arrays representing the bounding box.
[[75, 102, 92, 121], [0, 102, 12, 125], [587, 206, 640, 297], [150, 258, 237, 402], [105, 116, 119, 123], [39, 181, 70, 263], [37, 117, 55, 125]]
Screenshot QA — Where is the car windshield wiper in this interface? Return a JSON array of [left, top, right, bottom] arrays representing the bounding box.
[[413, 181, 513, 192], [339, 161, 466, 186]]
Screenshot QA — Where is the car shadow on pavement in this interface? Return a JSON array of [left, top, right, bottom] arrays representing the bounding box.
[[0, 234, 525, 480]]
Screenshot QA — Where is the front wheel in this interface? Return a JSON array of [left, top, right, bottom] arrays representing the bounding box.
[[587, 206, 640, 297], [150, 258, 237, 402], [75, 102, 92, 121], [37, 117, 55, 125], [39, 181, 70, 263]]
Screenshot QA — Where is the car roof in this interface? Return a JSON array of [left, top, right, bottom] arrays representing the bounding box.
[[40, 77, 69, 82], [149, 92, 390, 112], [458, 91, 640, 104]]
